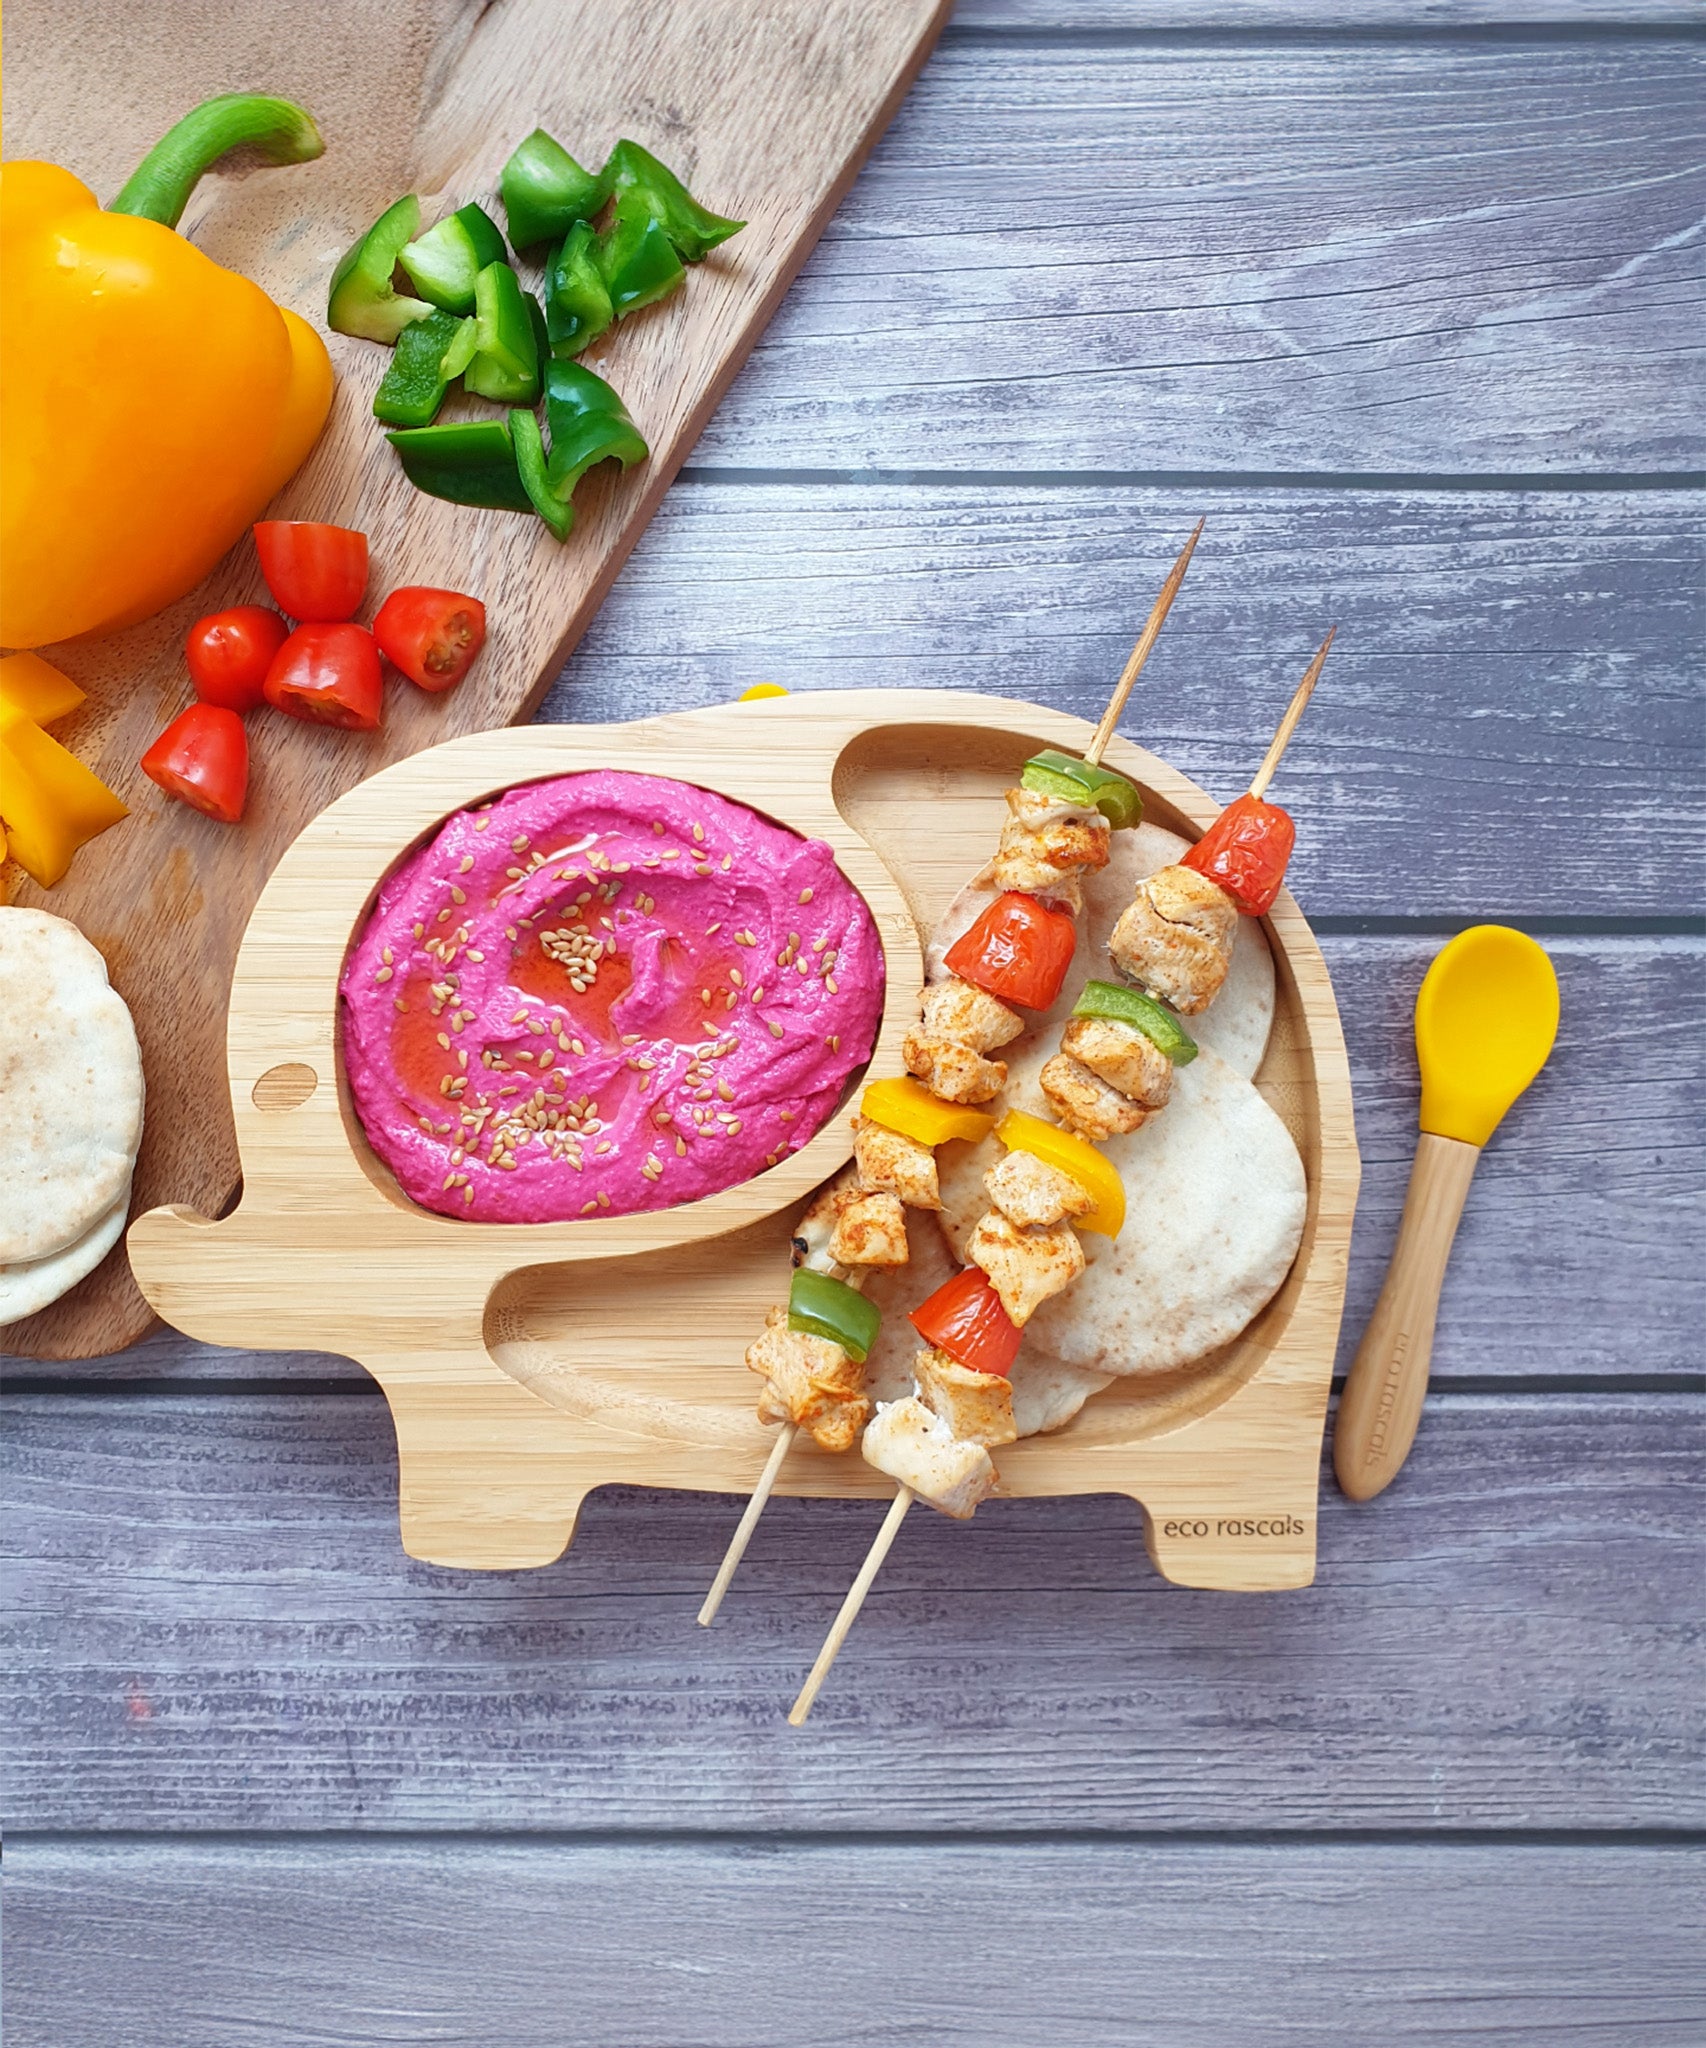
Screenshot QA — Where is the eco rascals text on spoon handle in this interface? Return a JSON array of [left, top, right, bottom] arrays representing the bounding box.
[[1334, 1133, 1480, 1502]]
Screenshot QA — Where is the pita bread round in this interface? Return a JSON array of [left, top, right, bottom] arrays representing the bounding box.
[[0, 1179, 131, 1327], [927, 821, 1274, 1079], [859, 1208, 1113, 1434], [936, 1030, 1306, 1379], [0, 908, 144, 1263]]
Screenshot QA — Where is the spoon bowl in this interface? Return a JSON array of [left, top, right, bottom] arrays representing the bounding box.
[[1417, 925, 1560, 1148]]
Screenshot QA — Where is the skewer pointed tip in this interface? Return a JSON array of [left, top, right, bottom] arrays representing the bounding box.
[[1082, 517, 1207, 766], [1247, 626, 1336, 803]]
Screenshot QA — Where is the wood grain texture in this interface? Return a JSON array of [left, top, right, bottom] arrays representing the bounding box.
[[10, 933, 1699, 1383], [3, 1391, 1698, 1832], [0, 0, 952, 1360], [698, 37, 1706, 475], [7, 1839, 1703, 2048], [540, 484, 1706, 918], [118, 694, 1357, 1587], [961, 5, 1706, 23]]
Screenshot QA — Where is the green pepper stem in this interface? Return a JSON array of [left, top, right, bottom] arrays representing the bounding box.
[[109, 93, 324, 228]]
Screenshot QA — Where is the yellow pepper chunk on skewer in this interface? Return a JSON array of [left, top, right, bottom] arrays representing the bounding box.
[[996, 1109, 1125, 1239], [861, 1076, 996, 1150]]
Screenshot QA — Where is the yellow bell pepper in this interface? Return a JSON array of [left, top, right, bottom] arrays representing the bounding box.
[[996, 1109, 1125, 1239], [0, 95, 335, 649], [0, 697, 128, 888], [0, 652, 87, 724], [861, 1076, 996, 1149]]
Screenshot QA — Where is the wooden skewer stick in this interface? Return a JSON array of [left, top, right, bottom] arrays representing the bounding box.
[[788, 1486, 915, 1726], [1248, 626, 1335, 801], [1083, 517, 1206, 767], [699, 1421, 798, 1626]]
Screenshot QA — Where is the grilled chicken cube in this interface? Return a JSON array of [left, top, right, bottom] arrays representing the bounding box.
[[852, 1115, 942, 1210], [918, 976, 1025, 1054], [791, 1163, 860, 1274], [985, 787, 1110, 893], [1060, 1013, 1174, 1111], [983, 1146, 1094, 1230], [747, 1305, 871, 1453], [902, 1032, 1007, 1105], [828, 1188, 910, 1268], [861, 1394, 997, 1519], [914, 1344, 1017, 1448], [1040, 1052, 1151, 1140], [966, 1207, 1086, 1326], [1108, 862, 1236, 1015]]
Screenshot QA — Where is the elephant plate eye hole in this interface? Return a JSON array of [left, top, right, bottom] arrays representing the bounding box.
[[252, 1062, 318, 1113]]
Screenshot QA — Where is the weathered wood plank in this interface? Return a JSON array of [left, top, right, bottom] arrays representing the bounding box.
[[958, 4, 1706, 26], [3, 1392, 1699, 1832], [9, 933, 1698, 1382], [698, 40, 1705, 475], [8, 1839, 1703, 2048], [548, 485, 1705, 918]]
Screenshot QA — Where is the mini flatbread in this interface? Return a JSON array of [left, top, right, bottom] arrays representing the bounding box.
[[0, 1179, 131, 1327], [936, 1031, 1306, 1379], [860, 1208, 1113, 1434], [926, 821, 1275, 1079], [0, 909, 144, 1264]]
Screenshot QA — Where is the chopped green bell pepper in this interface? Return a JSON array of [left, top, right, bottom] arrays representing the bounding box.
[[544, 221, 615, 357], [598, 186, 685, 317], [510, 410, 572, 542], [327, 195, 434, 343], [788, 1268, 880, 1364], [500, 129, 607, 250], [384, 419, 533, 512], [1020, 748, 1143, 829], [544, 359, 648, 497], [464, 261, 542, 405], [372, 309, 472, 428], [603, 138, 744, 262], [398, 202, 508, 315], [1072, 979, 1198, 1064]]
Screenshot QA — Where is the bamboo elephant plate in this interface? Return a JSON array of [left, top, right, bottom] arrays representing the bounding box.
[[128, 689, 1360, 1590]]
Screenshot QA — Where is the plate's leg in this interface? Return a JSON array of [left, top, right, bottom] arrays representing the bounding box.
[[367, 1365, 592, 1570]]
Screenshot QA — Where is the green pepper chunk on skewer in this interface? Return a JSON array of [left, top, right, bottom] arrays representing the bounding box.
[[1020, 748, 1143, 829], [1072, 979, 1199, 1064], [788, 1269, 881, 1365]]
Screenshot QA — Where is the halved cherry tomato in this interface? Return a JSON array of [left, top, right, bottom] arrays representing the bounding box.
[[943, 889, 1077, 1011], [141, 703, 249, 824], [373, 586, 487, 693], [910, 1267, 1022, 1377], [1179, 793, 1296, 916], [253, 521, 369, 622], [185, 605, 289, 712], [264, 623, 384, 730]]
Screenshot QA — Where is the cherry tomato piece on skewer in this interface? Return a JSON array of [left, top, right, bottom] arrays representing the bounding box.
[[263, 622, 384, 731], [253, 521, 369, 622], [141, 703, 249, 823], [373, 586, 487, 693], [185, 605, 289, 711], [910, 1267, 1022, 1377], [1179, 792, 1296, 916], [943, 889, 1077, 1011]]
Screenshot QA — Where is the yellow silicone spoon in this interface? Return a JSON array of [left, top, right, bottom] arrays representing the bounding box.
[[1335, 925, 1559, 1501]]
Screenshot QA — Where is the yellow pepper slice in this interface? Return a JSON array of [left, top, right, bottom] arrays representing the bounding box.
[[997, 1108, 1125, 1238], [0, 701, 128, 887], [0, 652, 87, 725], [861, 1076, 996, 1149]]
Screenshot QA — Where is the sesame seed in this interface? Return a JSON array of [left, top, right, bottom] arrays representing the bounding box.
[[466, 948, 485, 963], [692, 823, 705, 843], [375, 966, 393, 984], [598, 1192, 611, 1207], [571, 1040, 585, 1057], [825, 976, 839, 994], [750, 986, 765, 1003], [717, 1080, 735, 1101], [652, 820, 665, 835], [394, 997, 407, 1012], [473, 818, 489, 833], [799, 888, 814, 904], [457, 1050, 469, 1070], [660, 849, 680, 861], [726, 992, 738, 1009], [582, 1199, 599, 1214], [512, 835, 530, 853], [695, 862, 712, 876], [829, 1035, 841, 1052], [729, 968, 744, 988], [505, 867, 523, 880], [450, 885, 467, 905], [464, 1186, 475, 1205], [457, 855, 474, 875], [721, 854, 733, 872], [768, 1020, 784, 1038], [436, 1032, 451, 1050]]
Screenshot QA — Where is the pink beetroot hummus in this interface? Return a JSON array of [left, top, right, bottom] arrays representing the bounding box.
[[340, 770, 884, 1222]]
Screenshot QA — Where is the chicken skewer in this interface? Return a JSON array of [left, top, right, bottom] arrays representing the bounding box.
[[701, 525, 1204, 1629], [790, 629, 1333, 1723]]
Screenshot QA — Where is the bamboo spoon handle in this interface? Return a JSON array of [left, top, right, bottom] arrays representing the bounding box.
[[1335, 1133, 1480, 1501]]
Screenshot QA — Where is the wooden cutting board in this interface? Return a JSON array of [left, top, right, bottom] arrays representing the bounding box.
[[1, 0, 952, 1359]]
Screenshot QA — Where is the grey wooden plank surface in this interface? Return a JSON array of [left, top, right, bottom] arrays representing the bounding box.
[[549, 485, 1706, 919], [961, 5, 1706, 24], [8, 1839, 1703, 2048], [696, 39, 1705, 475], [4, 1392, 1699, 1832], [10, 933, 1700, 1384]]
